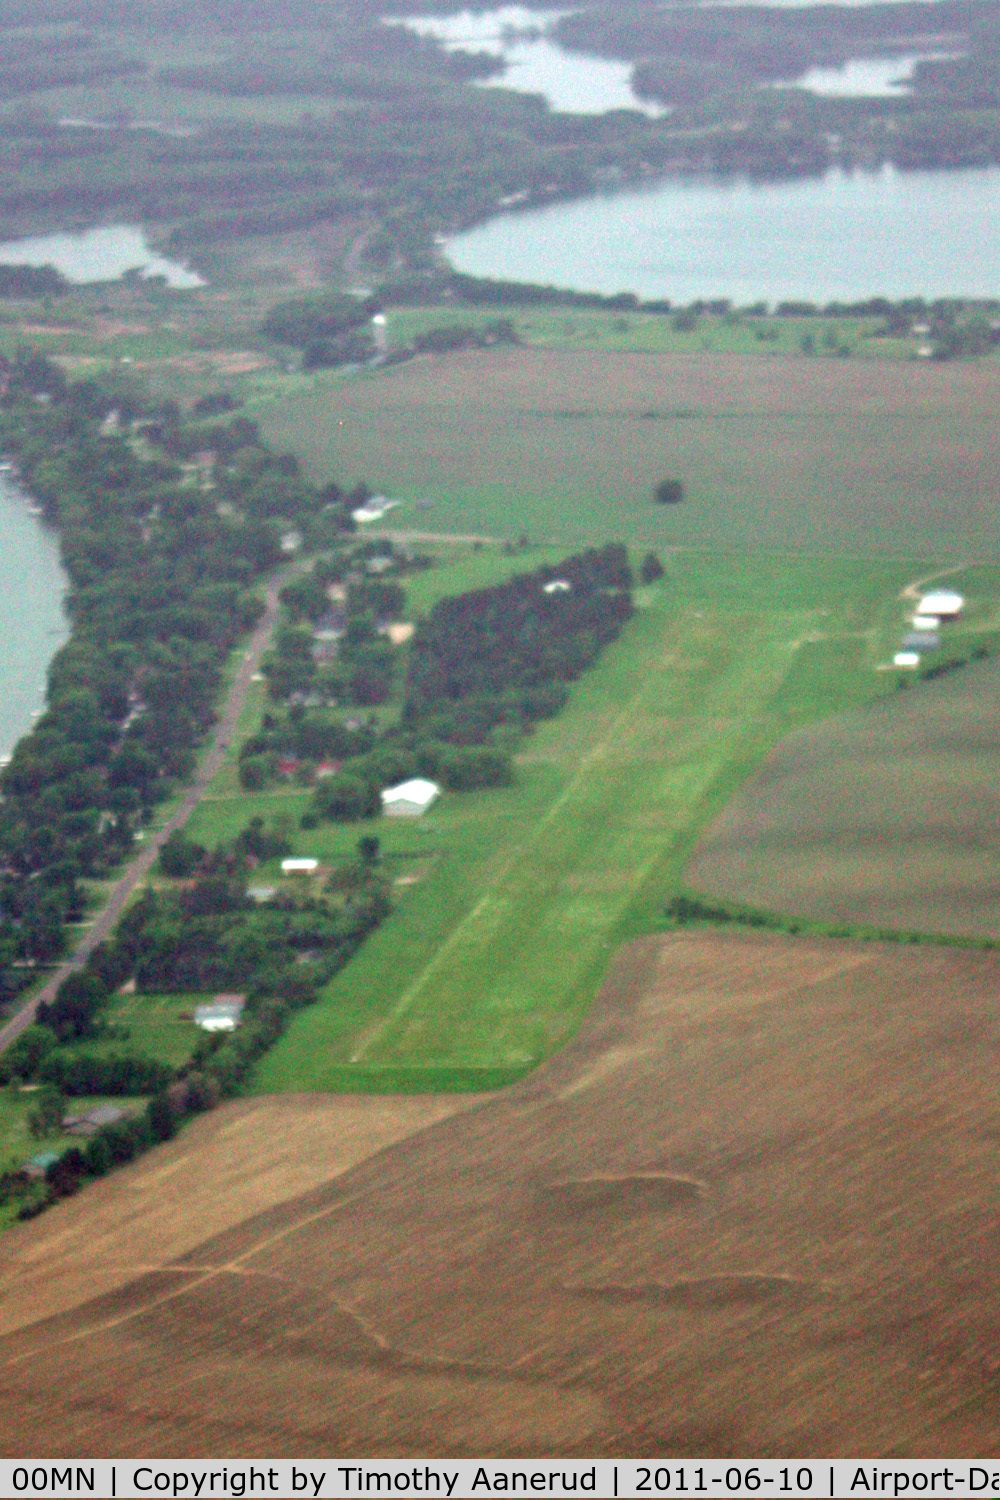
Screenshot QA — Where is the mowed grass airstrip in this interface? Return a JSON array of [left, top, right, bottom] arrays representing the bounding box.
[[186, 547, 923, 1092]]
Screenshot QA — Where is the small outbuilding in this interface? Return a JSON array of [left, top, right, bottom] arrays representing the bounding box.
[[893, 651, 921, 669], [194, 994, 247, 1032], [918, 590, 964, 619], [381, 777, 441, 818], [903, 631, 941, 651], [281, 857, 319, 875], [24, 1151, 60, 1180], [543, 579, 571, 595], [911, 613, 940, 631]]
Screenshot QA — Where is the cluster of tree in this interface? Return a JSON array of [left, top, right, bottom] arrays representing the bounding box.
[[0, 353, 338, 973], [0, 263, 68, 298], [435, 273, 673, 315], [405, 544, 633, 727], [409, 318, 520, 355], [262, 291, 375, 347], [302, 545, 635, 827], [0, 30, 139, 98]]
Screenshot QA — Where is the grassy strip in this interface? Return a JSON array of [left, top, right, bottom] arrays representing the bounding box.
[[250, 551, 913, 1092], [313, 1064, 531, 1094], [665, 891, 1000, 952]]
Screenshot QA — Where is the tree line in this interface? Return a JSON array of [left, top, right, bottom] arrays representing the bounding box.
[[0, 353, 340, 987], [299, 544, 637, 828]]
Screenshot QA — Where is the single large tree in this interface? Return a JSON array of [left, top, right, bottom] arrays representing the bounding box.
[[654, 479, 684, 505]]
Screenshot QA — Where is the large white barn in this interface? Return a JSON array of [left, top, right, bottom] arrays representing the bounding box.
[[381, 778, 441, 818]]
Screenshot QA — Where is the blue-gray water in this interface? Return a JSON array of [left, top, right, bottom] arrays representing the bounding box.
[[0, 476, 68, 758], [0, 224, 203, 288], [385, 7, 665, 114], [448, 165, 1000, 303]]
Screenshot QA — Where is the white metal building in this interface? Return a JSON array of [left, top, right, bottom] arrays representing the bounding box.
[[918, 590, 964, 618], [381, 778, 441, 818]]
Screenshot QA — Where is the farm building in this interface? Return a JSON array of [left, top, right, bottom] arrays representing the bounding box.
[[911, 614, 940, 630], [894, 651, 921, 669], [381, 778, 441, 818], [918, 590, 964, 618], [543, 579, 571, 595], [282, 857, 319, 874], [194, 994, 246, 1032], [903, 631, 941, 651]]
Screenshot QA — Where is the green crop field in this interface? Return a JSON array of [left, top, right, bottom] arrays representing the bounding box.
[[255, 347, 1000, 558], [188, 549, 913, 1093], [684, 571, 1000, 940]]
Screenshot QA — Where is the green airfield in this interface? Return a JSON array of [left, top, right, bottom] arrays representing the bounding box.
[[182, 547, 925, 1092]]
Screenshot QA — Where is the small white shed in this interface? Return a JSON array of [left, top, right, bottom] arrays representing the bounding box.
[[194, 995, 246, 1032], [381, 778, 441, 818], [281, 857, 319, 875], [918, 590, 964, 619], [893, 651, 920, 669]]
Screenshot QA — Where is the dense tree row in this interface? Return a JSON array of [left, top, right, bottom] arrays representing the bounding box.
[[0, 355, 330, 976], [0, 264, 68, 297], [404, 545, 634, 729], [300, 546, 635, 827]]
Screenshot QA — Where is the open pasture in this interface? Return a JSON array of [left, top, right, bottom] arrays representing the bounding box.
[[5, 929, 1000, 1454], [242, 551, 910, 1091], [257, 347, 1000, 556], [685, 607, 1000, 939]]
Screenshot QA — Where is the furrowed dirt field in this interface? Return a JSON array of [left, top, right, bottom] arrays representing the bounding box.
[[257, 349, 1000, 556], [5, 930, 1000, 1457], [685, 650, 1000, 937]]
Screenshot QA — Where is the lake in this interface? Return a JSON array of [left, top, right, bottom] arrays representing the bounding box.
[[0, 224, 204, 288], [780, 53, 954, 96], [0, 475, 68, 760], [384, 6, 666, 115], [447, 165, 1000, 303]]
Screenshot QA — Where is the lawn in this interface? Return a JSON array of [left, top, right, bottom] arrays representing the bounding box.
[[245, 550, 912, 1092], [61, 992, 207, 1073], [254, 347, 1000, 558]]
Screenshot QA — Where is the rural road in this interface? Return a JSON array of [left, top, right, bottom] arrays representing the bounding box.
[[0, 570, 289, 1055]]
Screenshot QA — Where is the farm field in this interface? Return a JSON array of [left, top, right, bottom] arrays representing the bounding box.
[[205, 549, 918, 1093], [0, 1092, 472, 1338], [256, 347, 1000, 557], [685, 617, 1000, 938], [5, 928, 1000, 1454]]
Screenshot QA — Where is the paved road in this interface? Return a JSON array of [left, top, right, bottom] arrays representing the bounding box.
[[0, 573, 287, 1054]]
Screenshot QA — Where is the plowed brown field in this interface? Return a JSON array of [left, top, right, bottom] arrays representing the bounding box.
[[4, 931, 1000, 1457]]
